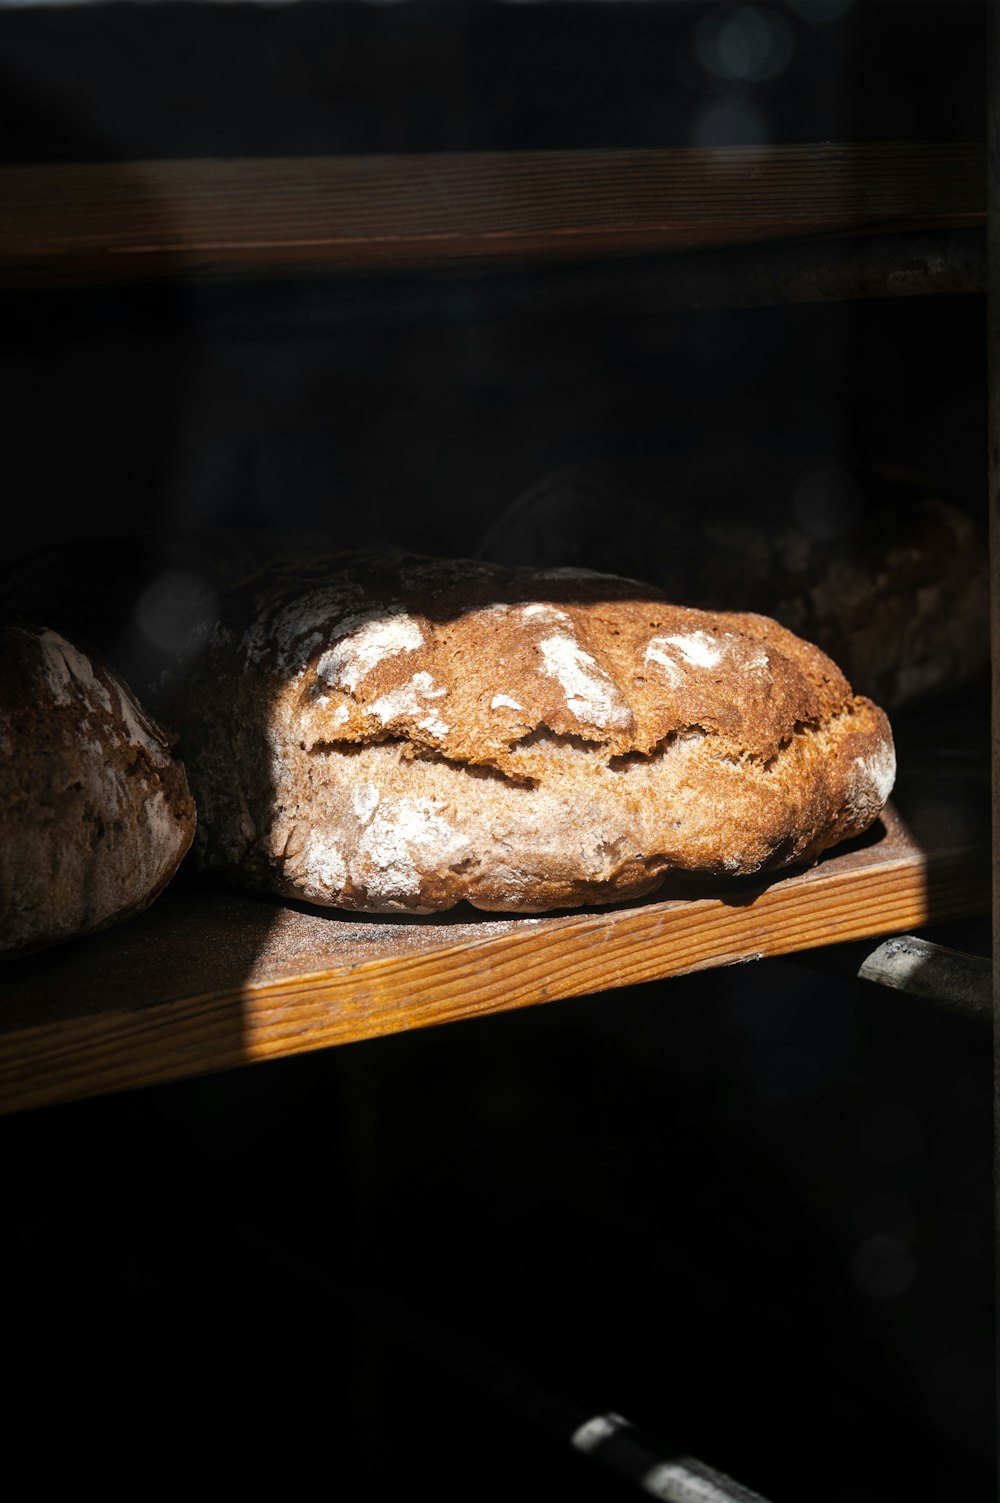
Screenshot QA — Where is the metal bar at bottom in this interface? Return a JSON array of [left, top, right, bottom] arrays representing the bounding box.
[[238, 1219, 774, 1503]]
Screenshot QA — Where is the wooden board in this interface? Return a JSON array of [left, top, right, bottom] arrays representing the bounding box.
[[0, 142, 985, 286], [0, 771, 988, 1115]]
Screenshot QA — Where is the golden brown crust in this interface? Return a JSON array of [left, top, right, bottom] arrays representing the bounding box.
[[158, 554, 895, 914], [0, 620, 197, 957]]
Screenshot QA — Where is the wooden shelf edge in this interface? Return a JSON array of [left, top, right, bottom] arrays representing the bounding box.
[[0, 797, 988, 1115], [0, 142, 986, 287]]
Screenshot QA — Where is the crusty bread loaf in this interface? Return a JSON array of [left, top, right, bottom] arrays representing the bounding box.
[[156, 553, 895, 915], [479, 465, 989, 712], [0, 620, 197, 956]]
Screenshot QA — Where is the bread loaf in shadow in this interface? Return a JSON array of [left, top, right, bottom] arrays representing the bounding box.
[[0, 620, 196, 955]]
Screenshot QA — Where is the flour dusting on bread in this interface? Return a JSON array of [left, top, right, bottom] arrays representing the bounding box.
[[537, 633, 631, 730]]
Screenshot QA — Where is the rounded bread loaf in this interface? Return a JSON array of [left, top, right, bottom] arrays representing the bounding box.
[[0, 620, 197, 956], [481, 467, 988, 713], [156, 553, 896, 914]]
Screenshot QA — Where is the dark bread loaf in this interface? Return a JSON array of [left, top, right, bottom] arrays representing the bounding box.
[[479, 466, 988, 713], [157, 553, 895, 914], [0, 620, 196, 956]]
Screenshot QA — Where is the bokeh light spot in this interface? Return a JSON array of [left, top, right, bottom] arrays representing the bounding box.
[[135, 570, 217, 654], [695, 5, 795, 83], [693, 94, 770, 148]]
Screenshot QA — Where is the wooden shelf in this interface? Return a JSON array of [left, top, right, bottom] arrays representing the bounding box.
[[0, 142, 985, 287], [0, 136, 989, 1117], [0, 758, 988, 1116]]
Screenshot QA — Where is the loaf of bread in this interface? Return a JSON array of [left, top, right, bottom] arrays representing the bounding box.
[[156, 553, 895, 914], [479, 465, 989, 712], [0, 620, 197, 956]]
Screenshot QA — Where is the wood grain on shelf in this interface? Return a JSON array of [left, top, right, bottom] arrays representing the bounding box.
[[0, 143, 986, 285], [0, 787, 988, 1115]]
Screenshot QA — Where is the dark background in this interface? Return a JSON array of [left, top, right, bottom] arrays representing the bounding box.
[[0, 2, 993, 1498]]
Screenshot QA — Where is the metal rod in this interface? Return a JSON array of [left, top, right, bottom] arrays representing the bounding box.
[[790, 935, 991, 1024], [569, 1411, 772, 1503], [856, 936, 992, 1023], [238, 1219, 774, 1503]]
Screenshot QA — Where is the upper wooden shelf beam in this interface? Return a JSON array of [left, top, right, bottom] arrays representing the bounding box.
[[0, 142, 985, 286]]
